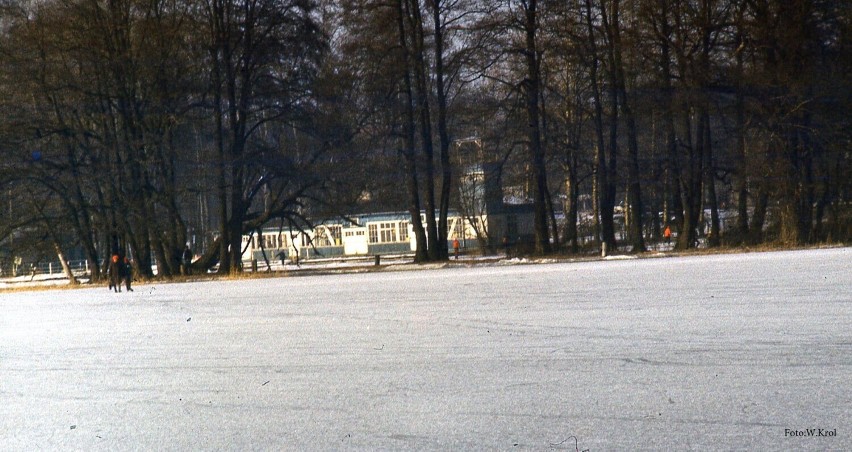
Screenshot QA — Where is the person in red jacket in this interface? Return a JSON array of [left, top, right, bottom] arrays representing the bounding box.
[[108, 254, 121, 293], [453, 238, 460, 260]]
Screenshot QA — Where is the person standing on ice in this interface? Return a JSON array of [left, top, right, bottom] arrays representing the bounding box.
[[181, 244, 193, 276], [108, 253, 122, 292], [502, 235, 511, 258], [123, 256, 134, 292]]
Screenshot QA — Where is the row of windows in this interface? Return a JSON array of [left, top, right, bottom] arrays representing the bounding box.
[[245, 225, 347, 250], [368, 221, 409, 244], [247, 217, 478, 249], [313, 225, 342, 247]]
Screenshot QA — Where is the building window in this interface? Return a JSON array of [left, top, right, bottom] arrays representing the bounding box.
[[368, 224, 379, 243], [399, 221, 409, 242], [451, 218, 464, 239], [380, 222, 397, 243], [328, 225, 342, 245], [263, 234, 277, 249], [314, 227, 331, 246]]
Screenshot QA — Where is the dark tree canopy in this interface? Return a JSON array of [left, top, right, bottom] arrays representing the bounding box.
[[0, 0, 848, 278]]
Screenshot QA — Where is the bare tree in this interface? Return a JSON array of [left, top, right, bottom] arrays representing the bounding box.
[[203, 0, 325, 273]]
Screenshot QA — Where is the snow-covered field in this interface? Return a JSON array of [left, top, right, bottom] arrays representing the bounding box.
[[1, 248, 850, 450]]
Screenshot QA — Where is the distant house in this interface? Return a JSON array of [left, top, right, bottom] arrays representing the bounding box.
[[241, 157, 538, 263], [241, 210, 489, 263]]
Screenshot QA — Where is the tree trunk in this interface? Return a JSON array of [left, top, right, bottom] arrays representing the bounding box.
[[397, 0, 428, 262], [408, 0, 440, 261], [584, 0, 614, 251], [779, 115, 815, 245], [523, 0, 551, 254], [54, 243, 79, 285], [563, 167, 579, 253], [733, 16, 750, 238], [600, 0, 620, 251], [656, 1, 683, 235], [432, 0, 452, 261], [677, 105, 702, 250], [209, 8, 231, 275], [701, 111, 720, 247], [609, 0, 644, 253], [750, 188, 769, 244]]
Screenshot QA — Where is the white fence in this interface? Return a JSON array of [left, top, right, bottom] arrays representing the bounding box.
[[1, 259, 91, 278]]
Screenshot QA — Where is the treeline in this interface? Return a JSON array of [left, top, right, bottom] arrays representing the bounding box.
[[0, 0, 347, 279], [0, 0, 849, 278]]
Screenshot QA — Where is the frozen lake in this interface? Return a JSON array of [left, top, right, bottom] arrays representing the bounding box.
[[1, 248, 850, 450]]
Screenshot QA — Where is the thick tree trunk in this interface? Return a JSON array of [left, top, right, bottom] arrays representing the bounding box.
[[600, 0, 620, 251], [210, 31, 231, 275], [733, 25, 750, 238], [677, 105, 702, 250], [408, 0, 439, 261], [397, 0, 428, 262], [656, 2, 683, 235], [524, 0, 551, 254], [584, 0, 613, 251], [779, 117, 815, 245], [432, 0, 451, 261], [610, 0, 645, 253]]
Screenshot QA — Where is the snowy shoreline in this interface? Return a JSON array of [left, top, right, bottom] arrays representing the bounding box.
[[2, 244, 847, 292]]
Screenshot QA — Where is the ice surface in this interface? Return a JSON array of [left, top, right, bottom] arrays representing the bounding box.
[[1, 248, 850, 450]]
